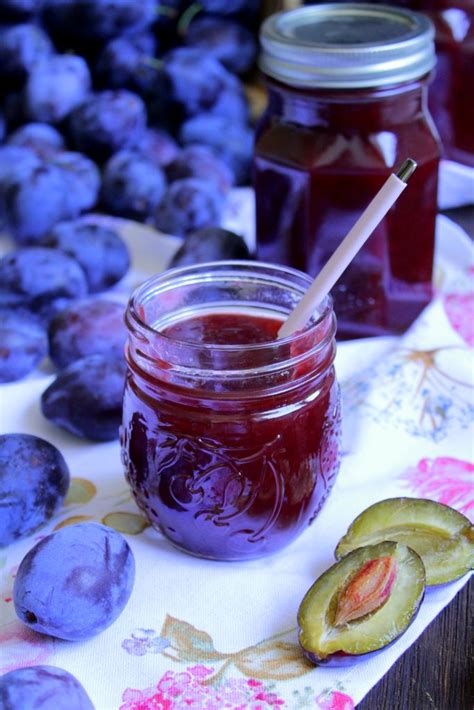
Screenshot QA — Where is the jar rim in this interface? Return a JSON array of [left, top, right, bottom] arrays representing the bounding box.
[[127, 260, 334, 355], [259, 3, 435, 89]]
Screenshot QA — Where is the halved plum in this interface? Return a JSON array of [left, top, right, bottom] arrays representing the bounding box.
[[298, 541, 425, 665], [335, 497, 474, 586]]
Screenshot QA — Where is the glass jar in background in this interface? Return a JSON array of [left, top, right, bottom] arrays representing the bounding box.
[[304, 0, 474, 166], [121, 262, 341, 561], [417, 0, 474, 166], [255, 4, 441, 339]]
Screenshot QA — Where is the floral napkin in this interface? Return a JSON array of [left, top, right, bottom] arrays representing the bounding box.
[[0, 206, 472, 710]]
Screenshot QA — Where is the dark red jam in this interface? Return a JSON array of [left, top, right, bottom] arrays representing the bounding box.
[[255, 4, 440, 339], [122, 304, 341, 560]]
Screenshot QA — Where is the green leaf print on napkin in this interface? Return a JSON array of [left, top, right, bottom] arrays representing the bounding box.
[[64, 478, 97, 506], [157, 616, 313, 683], [235, 638, 313, 680], [161, 615, 227, 663], [102, 512, 150, 534]]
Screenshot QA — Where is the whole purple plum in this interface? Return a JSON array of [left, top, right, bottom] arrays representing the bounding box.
[[0, 308, 48, 382], [50, 152, 100, 213], [3, 164, 72, 244], [132, 128, 179, 167], [68, 90, 147, 162], [162, 47, 236, 118], [0, 146, 41, 185], [0, 666, 94, 710], [0, 433, 70, 547], [95, 33, 158, 95], [179, 113, 253, 185], [166, 145, 233, 194], [24, 55, 91, 124], [7, 123, 65, 158], [154, 178, 224, 237], [41, 220, 130, 293], [102, 149, 167, 220], [0, 24, 53, 88], [13, 522, 135, 640], [0, 247, 88, 319], [41, 354, 126, 441], [169, 227, 251, 268], [48, 299, 126, 369], [185, 16, 257, 74], [0, 146, 41, 227]]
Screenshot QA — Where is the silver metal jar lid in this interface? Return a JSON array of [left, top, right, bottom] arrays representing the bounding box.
[[259, 3, 436, 89]]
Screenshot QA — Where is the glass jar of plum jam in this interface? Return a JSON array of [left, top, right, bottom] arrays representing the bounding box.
[[121, 262, 341, 561], [255, 3, 441, 339]]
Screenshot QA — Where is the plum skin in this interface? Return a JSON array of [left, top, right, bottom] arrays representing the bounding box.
[[0, 665, 94, 710], [13, 522, 135, 641], [41, 220, 130, 294], [169, 227, 251, 268], [0, 308, 48, 382], [0, 433, 70, 547], [48, 299, 127, 369], [41, 354, 126, 441], [0, 247, 88, 318]]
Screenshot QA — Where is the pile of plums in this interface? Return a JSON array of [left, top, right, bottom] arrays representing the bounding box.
[[0, 0, 257, 440], [0, 0, 258, 241]]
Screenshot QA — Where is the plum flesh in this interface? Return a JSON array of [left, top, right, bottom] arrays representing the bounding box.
[[298, 541, 425, 664], [335, 497, 474, 586]]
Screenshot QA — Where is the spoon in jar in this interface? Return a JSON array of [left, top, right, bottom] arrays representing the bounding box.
[[278, 158, 417, 339]]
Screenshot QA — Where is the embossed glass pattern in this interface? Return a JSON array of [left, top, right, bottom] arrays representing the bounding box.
[[121, 262, 341, 560]]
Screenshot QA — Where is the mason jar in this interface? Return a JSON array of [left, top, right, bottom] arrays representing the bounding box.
[[121, 261, 341, 561], [255, 3, 441, 339]]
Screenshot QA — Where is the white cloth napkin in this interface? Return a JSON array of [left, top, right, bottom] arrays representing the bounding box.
[[0, 208, 472, 710], [438, 160, 474, 210]]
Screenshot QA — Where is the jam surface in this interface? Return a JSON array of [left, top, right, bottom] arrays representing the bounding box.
[[122, 311, 341, 560], [164, 311, 280, 345]]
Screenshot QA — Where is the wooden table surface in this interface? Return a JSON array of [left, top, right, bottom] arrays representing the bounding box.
[[359, 205, 474, 710]]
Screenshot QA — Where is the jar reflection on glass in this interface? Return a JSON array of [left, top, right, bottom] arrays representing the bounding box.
[[255, 4, 441, 339], [121, 262, 341, 561]]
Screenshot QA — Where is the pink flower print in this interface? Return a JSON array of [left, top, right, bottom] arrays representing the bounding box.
[[188, 665, 214, 679], [402, 457, 474, 520], [0, 621, 54, 674], [121, 668, 286, 710], [443, 292, 474, 347], [316, 689, 355, 710], [120, 686, 172, 710]]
